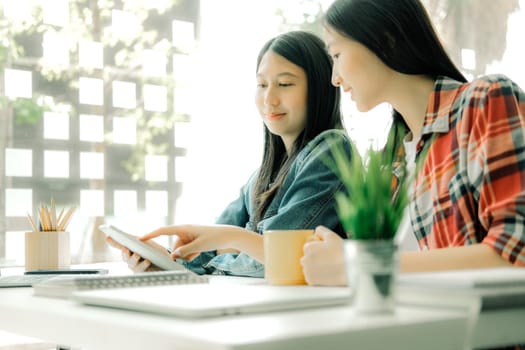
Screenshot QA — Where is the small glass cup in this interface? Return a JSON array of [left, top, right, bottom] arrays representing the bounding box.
[[345, 239, 399, 314]]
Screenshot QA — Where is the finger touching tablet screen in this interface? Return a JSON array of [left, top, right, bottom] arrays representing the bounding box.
[[99, 225, 192, 273]]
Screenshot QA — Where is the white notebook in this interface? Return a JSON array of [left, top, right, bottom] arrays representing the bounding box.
[[398, 267, 525, 289], [397, 267, 525, 310], [73, 282, 352, 318]]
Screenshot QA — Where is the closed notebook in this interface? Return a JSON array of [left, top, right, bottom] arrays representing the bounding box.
[[33, 270, 208, 298], [398, 267, 525, 289], [72, 283, 352, 318], [397, 267, 525, 310]]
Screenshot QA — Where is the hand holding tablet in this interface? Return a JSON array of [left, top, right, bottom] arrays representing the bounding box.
[[100, 225, 193, 273]]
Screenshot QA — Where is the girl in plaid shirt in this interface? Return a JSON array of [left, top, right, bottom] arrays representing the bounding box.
[[302, 0, 525, 287]]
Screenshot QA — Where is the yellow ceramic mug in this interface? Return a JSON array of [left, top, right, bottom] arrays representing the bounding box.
[[263, 229, 315, 285]]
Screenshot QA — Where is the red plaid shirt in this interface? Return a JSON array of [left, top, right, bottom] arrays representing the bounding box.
[[409, 75, 525, 265]]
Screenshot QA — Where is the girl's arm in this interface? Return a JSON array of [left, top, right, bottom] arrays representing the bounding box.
[[401, 244, 512, 273], [140, 224, 264, 263], [302, 226, 512, 286]]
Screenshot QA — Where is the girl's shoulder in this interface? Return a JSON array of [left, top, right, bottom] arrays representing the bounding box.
[[449, 74, 525, 128], [299, 129, 353, 161], [460, 74, 525, 99], [471, 73, 518, 86], [307, 129, 352, 150]]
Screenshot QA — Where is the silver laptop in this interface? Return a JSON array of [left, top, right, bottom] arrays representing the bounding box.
[[72, 282, 352, 317]]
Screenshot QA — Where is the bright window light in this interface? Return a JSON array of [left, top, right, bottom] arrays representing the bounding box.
[[112, 117, 137, 144], [175, 196, 197, 224], [3, 0, 33, 22], [173, 85, 194, 115], [79, 77, 104, 106], [145, 155, 168, 182], [175, 156, 189, 182], [79, 114, 104, 142], [143, 84, 167, 112], [172, 20, 195, 53], [114, 190, 138, 217], [174, 121, 191, 148], [5, 189, 32, 217], [4, 69, 32, 98], [79, 41, 103, 69], [112, 81, 137, 109], [461, 48, 477, 71], [44, 111, 69, 140], [80, 190, 104, 217], [172, 53, 193, 82], [145, 190, 168, 217], [144, 0, 171, 10], [44, 150, 69, 178], [6, 230, 26, 263], [42, 0, 69, 27], [111, 10, 139, 40], [80, 152, 104, 179], [5, 149, 32, 177], [143, 50, 167, 77], [42, 31, 70, 66]]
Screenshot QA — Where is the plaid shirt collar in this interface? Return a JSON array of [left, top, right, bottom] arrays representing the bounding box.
[[421, 76, 463, 137]]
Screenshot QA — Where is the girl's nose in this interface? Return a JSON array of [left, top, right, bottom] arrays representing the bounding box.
[[332, 71, 342, 87], [264, 86, 279, 106]]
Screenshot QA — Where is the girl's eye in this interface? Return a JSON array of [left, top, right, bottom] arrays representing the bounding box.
[[278, 82, 293, 87], [257, 83, 267, 88], [333, 53, 340, 60]]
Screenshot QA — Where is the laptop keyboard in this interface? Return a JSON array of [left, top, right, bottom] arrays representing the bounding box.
[[0, 270, 209, 289]]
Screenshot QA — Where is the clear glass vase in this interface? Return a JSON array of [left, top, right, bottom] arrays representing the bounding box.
[[344, 239, 399, 314]]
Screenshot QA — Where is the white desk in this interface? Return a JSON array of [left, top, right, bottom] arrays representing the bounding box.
[[3, 262, 525, 350], [397, 294, 525, 349], [396, 271, 525, 349], [472, 308, 525, 348], [0, 286, 469, 350]]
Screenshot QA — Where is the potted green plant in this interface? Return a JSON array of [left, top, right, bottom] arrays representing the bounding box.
[[326, 132, 409, 314]]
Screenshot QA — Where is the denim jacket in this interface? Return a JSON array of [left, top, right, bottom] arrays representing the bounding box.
[[183, 129, 352, 277]]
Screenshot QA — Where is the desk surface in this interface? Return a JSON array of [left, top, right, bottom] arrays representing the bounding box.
[[0, 262, 471, 350], [0, 287, 470, 350], [0, 264, 522, 350]]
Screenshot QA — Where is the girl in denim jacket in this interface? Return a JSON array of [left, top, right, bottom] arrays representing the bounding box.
[[110, 30, 353, 277]]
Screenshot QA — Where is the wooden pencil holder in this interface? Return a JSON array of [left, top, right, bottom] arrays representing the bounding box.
[[25, 231, 71, 271]]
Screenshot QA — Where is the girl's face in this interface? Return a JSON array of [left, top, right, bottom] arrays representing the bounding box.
[[255, 51, 308, 152], [324, 27, 393, 112]]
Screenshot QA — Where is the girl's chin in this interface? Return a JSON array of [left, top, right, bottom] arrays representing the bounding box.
[[356, 105, 369, 113], [354, 100, 377, 113]]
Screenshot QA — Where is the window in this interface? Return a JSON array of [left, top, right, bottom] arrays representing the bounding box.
[[0, 0, 200, 265]]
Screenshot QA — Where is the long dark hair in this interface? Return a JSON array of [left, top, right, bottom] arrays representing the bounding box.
[[324, 0, 467, 152], [252, 31, 343, 229]]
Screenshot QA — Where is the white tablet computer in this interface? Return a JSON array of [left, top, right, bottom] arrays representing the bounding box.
[[99, 224, 192, 273]]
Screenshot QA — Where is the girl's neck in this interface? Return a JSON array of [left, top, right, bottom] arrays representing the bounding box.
[[282, 136, 297, 156], [389, 74, 435, 139]]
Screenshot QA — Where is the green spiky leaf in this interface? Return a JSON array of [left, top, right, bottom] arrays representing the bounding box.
[[325, 133, 410, 240]]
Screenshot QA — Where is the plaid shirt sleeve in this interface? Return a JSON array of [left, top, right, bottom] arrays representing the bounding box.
[[411, 75, 525, 266]]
